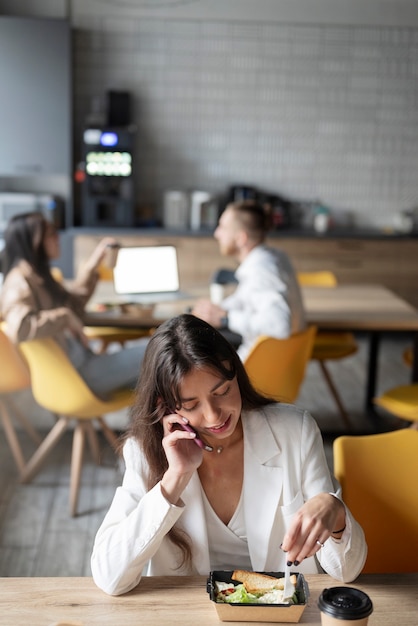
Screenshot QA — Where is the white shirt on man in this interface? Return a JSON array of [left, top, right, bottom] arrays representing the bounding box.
[[222, 244, 306, 360]]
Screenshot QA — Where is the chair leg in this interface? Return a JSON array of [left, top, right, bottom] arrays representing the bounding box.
[[97, 416, 120, 451], [70, 422, 86, 517], [5, 396, 42, 444], [0, 401, 26, 474], [20, 416, 69, 484], [84, 420, 101, 465], [97, 340, 108, 354], [318, 361, 353, 429]]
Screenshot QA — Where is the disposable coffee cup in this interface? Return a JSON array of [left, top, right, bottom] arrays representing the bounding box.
[[318, 587, 373, 625], [105, 243, 120, 269], [210, 283, 225, 305]]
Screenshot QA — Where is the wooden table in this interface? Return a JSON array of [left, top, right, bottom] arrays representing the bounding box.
[[302, 284, 418, 413], [0, 573, 417, 625], [86, 283, 418, 415]]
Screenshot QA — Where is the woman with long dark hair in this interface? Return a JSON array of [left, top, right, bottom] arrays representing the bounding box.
[[0, 211, 146, 397], [91, 313, 366, 596]]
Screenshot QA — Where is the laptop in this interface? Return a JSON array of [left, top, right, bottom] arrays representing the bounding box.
[[112, 245, 189, 303]]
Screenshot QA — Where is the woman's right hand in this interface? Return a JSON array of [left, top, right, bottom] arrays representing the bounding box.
[[160, 413, 203, 505], [86, 237, 119, 272]]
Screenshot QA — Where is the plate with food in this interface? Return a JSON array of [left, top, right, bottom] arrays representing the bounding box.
[[207, 569, 309, 622]]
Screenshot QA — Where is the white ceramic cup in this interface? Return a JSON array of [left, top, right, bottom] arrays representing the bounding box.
[[210, 283, 225, 305]]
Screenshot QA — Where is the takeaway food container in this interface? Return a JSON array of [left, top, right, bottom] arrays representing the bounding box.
[[207, 570, 309, 622]]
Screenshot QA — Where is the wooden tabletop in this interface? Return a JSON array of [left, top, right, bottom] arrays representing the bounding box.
[[302, 284, 418, 332], [85, 283, 418, 333], [0, 573, 417, 626]]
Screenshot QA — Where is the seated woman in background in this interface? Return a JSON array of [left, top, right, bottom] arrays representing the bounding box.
[[0, 211, 147, 398], [91, 313, 367, 596]]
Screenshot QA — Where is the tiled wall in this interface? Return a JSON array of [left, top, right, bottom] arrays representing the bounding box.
[[72, 7, 418, 229]]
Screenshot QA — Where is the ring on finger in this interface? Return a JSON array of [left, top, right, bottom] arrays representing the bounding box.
[[316, 539, 325, 548]]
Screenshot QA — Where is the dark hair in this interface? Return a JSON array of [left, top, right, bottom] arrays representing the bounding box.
[[126, 313, 272, 567], [3, 211, 63, 297], [228, 200, 273, 241]]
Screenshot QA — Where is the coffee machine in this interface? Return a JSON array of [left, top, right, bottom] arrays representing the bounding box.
[[80, 126, 135, 227]]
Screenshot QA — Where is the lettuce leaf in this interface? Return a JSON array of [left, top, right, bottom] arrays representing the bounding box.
[[222, 584, 258, 604]]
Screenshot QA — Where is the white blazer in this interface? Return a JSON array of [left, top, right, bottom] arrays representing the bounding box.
[[91, 404, 367, 595]]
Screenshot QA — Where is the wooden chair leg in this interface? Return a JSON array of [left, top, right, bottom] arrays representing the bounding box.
[[20, 416, 69, 484], [97, 341, 107, 354], [5, 396, 42, 444], [98, 338, 112, 354], [0, 401, 26, 474], [84, 420, 101, 465], [70, 422, 86, 517], [318, 361, 353, 429], [97, 417, 120, 451]]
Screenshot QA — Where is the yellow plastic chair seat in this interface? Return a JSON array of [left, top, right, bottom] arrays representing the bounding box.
[[84, 326, 148, 339], [333, 429, 418, 573], [84, 325, 152, 354], [243, 326, 317, 403], [297, 271, 337, 287], [311, 331, 358, 360], [297, 271, 357, 428], [374, 383, 418, 423], [19, 337, 132, 418], [18, 336, 134, 515], [0, 329, 31, 394], [0, 328, 42, 474]]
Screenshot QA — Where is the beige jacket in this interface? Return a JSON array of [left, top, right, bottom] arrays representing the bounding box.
[[0, 259, 98, 352]]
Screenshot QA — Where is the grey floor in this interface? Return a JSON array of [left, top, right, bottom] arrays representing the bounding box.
[[0, 333, 411, 578]]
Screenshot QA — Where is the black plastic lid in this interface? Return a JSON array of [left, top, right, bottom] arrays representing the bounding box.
[[318, 587, 373, 620]]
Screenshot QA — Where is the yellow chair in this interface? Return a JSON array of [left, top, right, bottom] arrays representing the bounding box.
[[243, 325, 317, 403], [298, 271, 357, 429], [51, 264, 152, 354], [83, 324, 152, 354], [297, 271, 337, 287], [18, 337, 134, 516], [333, 429, 418, 573], [373, 383, 418, 427], [0, 328, 42, 475]]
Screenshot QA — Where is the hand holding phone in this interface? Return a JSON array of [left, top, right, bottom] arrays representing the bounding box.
[[179, 422, 213, 452]]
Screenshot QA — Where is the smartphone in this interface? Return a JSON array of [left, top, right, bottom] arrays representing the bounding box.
[[179, 422, 213, 452]]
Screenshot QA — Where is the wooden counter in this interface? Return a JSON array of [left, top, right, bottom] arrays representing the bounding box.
[[73, 231, 418, 307]]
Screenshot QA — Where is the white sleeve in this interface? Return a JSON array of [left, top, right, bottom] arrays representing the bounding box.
[[90, 438, 184, 596], [300, 413, 367, 581], [317, 494, 368, 583]]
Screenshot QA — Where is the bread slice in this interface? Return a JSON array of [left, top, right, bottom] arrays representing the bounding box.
[[231, 570, 297, 594]]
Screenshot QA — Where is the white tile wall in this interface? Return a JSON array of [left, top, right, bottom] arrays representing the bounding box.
[[72, 8, 418, 228]]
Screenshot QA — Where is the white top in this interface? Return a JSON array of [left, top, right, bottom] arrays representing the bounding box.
[[221, 244, 306, 360], [202, 487, 252, 571], [91, 403, 367, 596]]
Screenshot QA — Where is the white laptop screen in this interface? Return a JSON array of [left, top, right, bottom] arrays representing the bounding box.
[[113, 246, 180, 295]]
